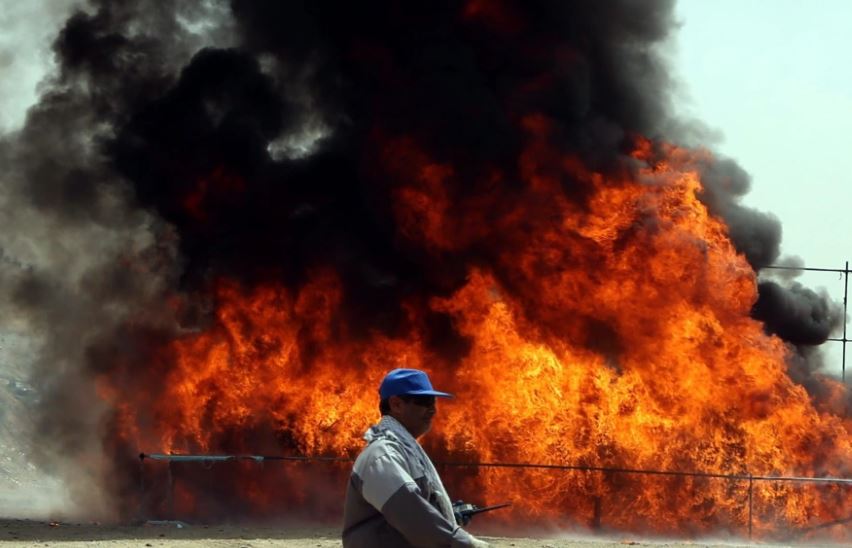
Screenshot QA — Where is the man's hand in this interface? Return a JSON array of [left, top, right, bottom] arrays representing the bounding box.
[[453, 500, 474, 525]]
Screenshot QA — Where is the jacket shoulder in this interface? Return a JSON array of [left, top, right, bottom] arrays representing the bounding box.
[[356, 435, 406, 468]]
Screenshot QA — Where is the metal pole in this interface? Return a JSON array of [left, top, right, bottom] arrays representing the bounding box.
[[138, 453, 146, 522], [748, 474, 754, 540], [167, 460, 174, 519], [593, 471, 608, 530], [592, 495, 602, 530], [844, 261, 849, 383]]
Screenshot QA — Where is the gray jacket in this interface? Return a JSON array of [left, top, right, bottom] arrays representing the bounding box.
[[342, 429, 476, 547]]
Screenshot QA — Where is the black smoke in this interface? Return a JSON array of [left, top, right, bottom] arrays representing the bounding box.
[[753, 281, 843, 346], [696, 156, 782, 269]]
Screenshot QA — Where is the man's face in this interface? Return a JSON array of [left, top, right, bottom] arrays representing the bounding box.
[[389, 394, 437, 438]]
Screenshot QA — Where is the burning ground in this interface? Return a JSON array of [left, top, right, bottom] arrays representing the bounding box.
[[0, 0, 849, 542]]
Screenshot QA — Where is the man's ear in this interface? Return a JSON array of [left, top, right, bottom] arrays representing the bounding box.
[[388, 395, 403, 413]]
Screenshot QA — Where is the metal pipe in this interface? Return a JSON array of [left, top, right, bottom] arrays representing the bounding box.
[[748, 474, 753, 540], [142, 453, 249, 462], [166, 460, 174, 519], [760, 265, 847, 273], [140, 453, 351, 464]]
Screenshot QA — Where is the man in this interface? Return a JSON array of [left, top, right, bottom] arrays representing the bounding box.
[[342, 368, 491, 547]]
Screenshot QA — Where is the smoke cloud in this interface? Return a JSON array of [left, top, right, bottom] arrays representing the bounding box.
[[753, 281, 844, 346]]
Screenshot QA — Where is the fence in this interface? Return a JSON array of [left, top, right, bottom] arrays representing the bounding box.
[[763, 262, 850, 382], [138, 453, 852, 540]]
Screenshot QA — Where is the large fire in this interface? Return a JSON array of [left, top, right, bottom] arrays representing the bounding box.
[[100, 119, 851, 538]]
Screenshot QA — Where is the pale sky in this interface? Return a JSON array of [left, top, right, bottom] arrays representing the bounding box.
[[1, 0, 850, 377], [674, 0, 852, 378]]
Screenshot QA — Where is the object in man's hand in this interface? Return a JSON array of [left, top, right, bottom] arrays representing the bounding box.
[[452, 500, 512, 525]]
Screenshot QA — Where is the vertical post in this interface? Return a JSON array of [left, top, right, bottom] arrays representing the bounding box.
[[138, 453, 146, 522], [167, 460, 174, 519], [843, 261, 849, 383], [592, 495, 602, 530], [592, 470, 608, 531], [748, 475, 754, 541]]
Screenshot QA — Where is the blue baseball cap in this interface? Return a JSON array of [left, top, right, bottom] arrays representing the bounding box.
[[379, 368, 454, 399]]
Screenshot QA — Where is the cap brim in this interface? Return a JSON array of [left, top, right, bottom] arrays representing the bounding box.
[[404, 389, 454, 398]]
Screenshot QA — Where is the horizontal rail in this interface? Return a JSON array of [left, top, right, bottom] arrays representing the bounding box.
[[141, 453, 353, 464], [761, 265, 849, 274], [139, 453, 852, 485]]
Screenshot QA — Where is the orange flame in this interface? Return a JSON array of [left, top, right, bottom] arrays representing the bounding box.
[[103, 122, 851, 539]]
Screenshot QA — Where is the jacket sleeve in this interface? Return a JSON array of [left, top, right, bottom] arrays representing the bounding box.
[[359, 448, 476, 548]]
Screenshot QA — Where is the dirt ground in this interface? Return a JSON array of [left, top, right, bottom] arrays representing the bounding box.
[[0, 518, 832, 548]]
